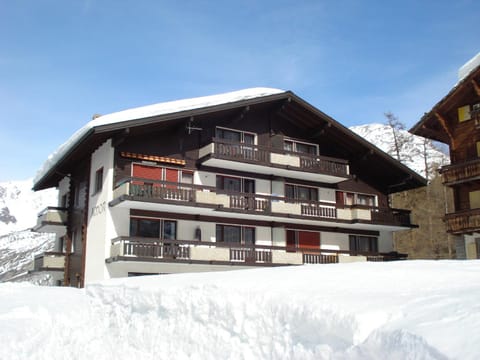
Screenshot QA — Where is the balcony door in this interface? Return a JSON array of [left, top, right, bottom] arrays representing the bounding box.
[[217, 175, 256, 210]]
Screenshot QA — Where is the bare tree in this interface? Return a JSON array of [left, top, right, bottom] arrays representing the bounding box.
[[384, 112, 409, 162]]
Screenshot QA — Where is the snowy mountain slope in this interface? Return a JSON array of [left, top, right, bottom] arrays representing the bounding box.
[[0, 179, 57, 235], [0, 179, 57, 282], [0, 261, 478, 359], [350, 123, 450, 179]]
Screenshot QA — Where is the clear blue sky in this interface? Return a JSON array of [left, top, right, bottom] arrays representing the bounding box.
[[0, 0, 478, 182]]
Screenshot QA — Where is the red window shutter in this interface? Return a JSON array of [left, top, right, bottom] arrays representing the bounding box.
[[298, 231, 320, 250], [165, 168, 179, 189], [132, 164, 162, 184]]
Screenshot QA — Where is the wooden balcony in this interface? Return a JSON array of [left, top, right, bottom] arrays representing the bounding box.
[[33, 252, 65, 271], [112, 178, 414, 228], [440, 159, 480, 185], [198, 139, 350, 183], [444, 208, 480, 234], [108, 237, 408, 267], [32, 207, 68, 235]]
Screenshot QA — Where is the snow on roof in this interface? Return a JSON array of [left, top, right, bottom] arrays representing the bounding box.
[[458, 52, 480, 81], [34, 87, 285, 187]]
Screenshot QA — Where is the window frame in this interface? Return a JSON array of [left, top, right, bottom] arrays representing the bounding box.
[[93, 167, 104, 195], [216, 174, 255, 194], [216, 126, 257, 145], [285, 183, 318, 202], [129, 217, 178, 240], [283, 137, 319, 155], [215, 224, 256, 245], [349, 235, 378, 253]]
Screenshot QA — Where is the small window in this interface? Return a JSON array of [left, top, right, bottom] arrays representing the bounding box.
[[181, 171, 194, 184], [469, 190, 480, 209], [94, 168, 103, 194], [458, 105, 471, 122], [61, 194, 68, 208]]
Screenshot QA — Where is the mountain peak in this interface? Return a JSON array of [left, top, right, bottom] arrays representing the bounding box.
[[350, 123, 450, 179]]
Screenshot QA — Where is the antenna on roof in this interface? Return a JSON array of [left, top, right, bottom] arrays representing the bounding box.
[[186, 116, 203, 134]]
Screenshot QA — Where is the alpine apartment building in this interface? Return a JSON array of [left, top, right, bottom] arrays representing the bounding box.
[[32, 88, 425, 287]]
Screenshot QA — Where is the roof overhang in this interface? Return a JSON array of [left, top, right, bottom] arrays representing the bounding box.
[[34, 88, 426, 193]]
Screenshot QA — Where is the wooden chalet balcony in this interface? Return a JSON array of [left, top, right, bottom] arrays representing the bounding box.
[[444, 208, 480, 234], [112, 179, 414, 228], [33, 252, 65, 271], [198, 139, 350, 183], [108, 237, 408, 266], [32, 207, 68, 235], [440, 159, 480, 185]]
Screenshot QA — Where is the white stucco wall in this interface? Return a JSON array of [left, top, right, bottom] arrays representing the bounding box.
[[255, 226, 271, 246], [378, 231, 394, 253], [321, 232, 349, 251], [195, 171, 216, 187], [256, 179, 270, 195], [84, 139, 115, 284], [319, 187, 336, 203], [271, 179, 284, 197], [272, 227, 286, 247]]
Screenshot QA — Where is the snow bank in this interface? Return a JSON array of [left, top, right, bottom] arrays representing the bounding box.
[[1, 261, 479, 359], [34, 87, 285, 186]]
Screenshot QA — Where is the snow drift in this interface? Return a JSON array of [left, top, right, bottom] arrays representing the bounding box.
[[1, 261, 479, 359]]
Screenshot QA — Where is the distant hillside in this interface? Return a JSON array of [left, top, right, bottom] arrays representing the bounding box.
[[350, 123, 450, 179], [0, 179, 57, 282]]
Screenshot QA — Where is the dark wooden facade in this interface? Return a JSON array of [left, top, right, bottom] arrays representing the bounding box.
[[411, 60, 480, 237]]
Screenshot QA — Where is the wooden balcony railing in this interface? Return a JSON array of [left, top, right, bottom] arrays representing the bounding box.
[[440, 159, 480, 185], [110, 237, 408, 266], [209, 138, 349, 178], [370, 207, 412, 226], [444, 208, 480, 234], [114, 178, 412, 227]]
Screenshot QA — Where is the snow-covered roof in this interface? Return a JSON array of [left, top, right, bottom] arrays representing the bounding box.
[[34, 87, 285, 186]]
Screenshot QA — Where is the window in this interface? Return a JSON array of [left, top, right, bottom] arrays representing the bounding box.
[[338, 191, 376, 207], [349, 235, 378, 253], [94, 168, 103, 194], [216, 224, 255, 245], [285, 184, 318, 201], [216, 175, 255, 193], [458, 105, 471, 122], [61, 194, 68, 208], [284, 138, 318, 155], [180, 171, 194, 184], [469, 190, 480, 209], [130, 218, 177, 239], [216, 127, 255, 144]]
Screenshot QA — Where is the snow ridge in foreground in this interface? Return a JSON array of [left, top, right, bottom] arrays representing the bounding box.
[[1, 261, 479, 360]]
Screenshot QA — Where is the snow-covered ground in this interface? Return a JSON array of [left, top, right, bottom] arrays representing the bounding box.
[[1, 261, 478, 359]]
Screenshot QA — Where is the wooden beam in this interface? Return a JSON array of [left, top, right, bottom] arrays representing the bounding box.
[[472, 79, 480, 97], [435, 112, 455, 150]]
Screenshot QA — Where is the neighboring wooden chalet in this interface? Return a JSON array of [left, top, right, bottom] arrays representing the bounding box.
[[410, 53, 480, 259], [32, 88, 425, 287]]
